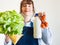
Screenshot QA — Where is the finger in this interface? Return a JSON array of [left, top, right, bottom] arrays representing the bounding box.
[[38, 12, 43, 17], [43, 12, 46, 16], [42, 12, 46, 20], [38, 12, 43, 20]]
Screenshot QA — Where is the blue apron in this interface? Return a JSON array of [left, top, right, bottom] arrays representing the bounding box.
[[12, 22, 38, 45]]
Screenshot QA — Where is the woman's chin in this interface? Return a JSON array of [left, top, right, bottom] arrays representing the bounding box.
[[25, 12, 33, 15], [25, 13, 30, 16]]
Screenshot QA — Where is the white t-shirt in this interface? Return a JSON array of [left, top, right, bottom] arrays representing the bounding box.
[[0, 34, 5, 45]]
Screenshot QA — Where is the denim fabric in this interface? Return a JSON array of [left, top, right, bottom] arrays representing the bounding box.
[[42, 28, 52, 45]]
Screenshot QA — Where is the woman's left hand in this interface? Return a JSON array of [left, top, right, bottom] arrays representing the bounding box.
[[38, 12, 48, 28]]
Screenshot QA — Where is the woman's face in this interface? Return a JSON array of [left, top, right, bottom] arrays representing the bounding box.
[[21, 4, 33, 17]]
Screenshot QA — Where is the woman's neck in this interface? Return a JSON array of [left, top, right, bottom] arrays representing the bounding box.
[[24, 16, 31, 23], [22, 13, 34, 23]]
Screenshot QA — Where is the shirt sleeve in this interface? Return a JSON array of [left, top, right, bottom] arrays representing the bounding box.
[[42, 27, 52, 45], [4, 40, 12, 45]]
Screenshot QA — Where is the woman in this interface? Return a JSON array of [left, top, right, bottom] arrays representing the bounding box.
[[12, 0, 52, 45]]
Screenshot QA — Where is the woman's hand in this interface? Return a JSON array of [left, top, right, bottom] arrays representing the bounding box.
[[38, 12, 48, 28], [5, 35, 10, 43]]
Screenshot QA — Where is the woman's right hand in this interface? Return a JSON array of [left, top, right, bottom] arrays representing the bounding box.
[[5, 35, 10, 43]]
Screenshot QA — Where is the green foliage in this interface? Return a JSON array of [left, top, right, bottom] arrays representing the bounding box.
[[0, 10, 24, 35]]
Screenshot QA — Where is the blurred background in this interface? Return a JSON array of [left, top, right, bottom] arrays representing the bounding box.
[[0, 0, 60, 45]]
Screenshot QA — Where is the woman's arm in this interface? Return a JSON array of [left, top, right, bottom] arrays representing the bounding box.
[[38, 12, 52, 45], [42, 28, 52, 45]]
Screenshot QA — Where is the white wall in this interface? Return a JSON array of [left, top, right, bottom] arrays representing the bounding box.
[[0, 0, 20, 12], [0, 0, 60, 45], [35, 0, 60, 45]]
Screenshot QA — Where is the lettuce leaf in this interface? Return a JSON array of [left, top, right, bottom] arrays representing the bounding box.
[[0, 10, 24, 35]]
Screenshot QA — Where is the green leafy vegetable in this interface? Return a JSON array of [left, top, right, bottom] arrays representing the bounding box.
[[0, 10, 24, 35]]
